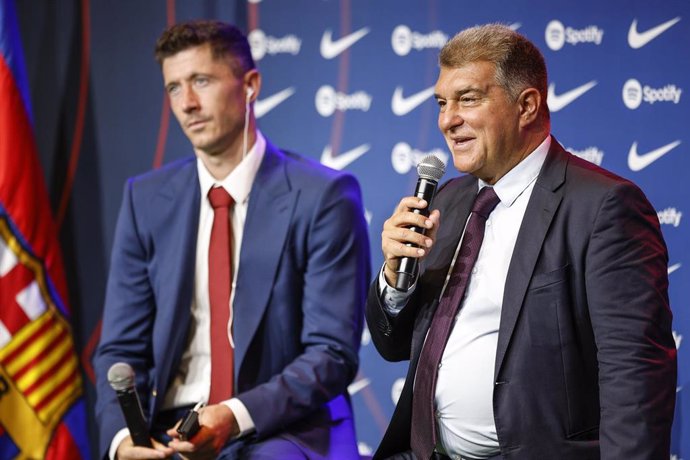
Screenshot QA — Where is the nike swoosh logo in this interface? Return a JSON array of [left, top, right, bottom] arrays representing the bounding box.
[[628, 17, 681, 49], [668, 263, 681, 275], [320, 27, 370, 59], [627, 140, 681, 171], [347, 378, 371, 395], [547, 81, 597, 112], [320, 144, 370, 170], [391, 85, 435, 116], [254, 87, 295, 118]]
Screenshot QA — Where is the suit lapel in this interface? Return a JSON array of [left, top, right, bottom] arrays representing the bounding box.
[[412, 177, 477, 359], [233, 142, 297, 368], [494, 138, 568, 378], [150, 158, 200, 415]]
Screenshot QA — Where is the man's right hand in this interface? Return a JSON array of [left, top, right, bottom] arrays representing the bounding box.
[[381, 197, 441, 287], [115, 435, 175, 459]]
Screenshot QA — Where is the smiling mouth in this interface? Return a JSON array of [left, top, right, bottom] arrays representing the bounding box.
[[450, 136, 475, 148]]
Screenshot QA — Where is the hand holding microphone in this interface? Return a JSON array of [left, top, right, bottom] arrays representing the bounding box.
[[382, 155, 445, 290]]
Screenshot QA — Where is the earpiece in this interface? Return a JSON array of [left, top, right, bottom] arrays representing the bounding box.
[[246, 87, 254, 101]]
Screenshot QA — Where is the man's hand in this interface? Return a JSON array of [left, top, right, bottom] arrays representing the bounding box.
[[115, 435, 174, 459], [167, 404, 239, 460], [382, 197, 441, 286]]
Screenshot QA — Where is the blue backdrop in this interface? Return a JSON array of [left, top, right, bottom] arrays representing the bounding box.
[[14, 0, 688, 457]]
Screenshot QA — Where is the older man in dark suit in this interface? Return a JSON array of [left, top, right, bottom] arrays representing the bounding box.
[[367, 23, 676, 460]]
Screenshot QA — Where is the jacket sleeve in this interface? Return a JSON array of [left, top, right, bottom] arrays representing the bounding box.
[[236, 173, 371, 438], [93, 180, 156, 459], [585, 181, 677, 459]]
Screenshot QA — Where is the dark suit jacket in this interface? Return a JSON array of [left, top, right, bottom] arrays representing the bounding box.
[[94, 141, 371, 459], [366, 138, 676, 459]]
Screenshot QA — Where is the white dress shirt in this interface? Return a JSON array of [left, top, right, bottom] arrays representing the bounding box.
[[110, 132, 265, 458], [380, 136, 550, 459]]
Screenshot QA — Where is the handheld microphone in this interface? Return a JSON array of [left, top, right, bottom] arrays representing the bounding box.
[[395, 154, 446, 291], [107, 362, 153, 448]]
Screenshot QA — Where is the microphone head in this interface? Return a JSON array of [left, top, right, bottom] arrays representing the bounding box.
[[417, 154, 446, 182], [107, 362, 136, 392]]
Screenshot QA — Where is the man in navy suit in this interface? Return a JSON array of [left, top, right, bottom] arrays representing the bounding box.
[[367, 24, 676, 459], [94, 20, 370, 459]]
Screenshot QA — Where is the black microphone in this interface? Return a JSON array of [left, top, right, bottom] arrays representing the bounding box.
[[107, 362, 153, 448], [395, 154, 446, 291]]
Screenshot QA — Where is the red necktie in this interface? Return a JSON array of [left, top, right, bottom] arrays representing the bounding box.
[[207, 186, 234, 403], [411, 186, 501, 459]]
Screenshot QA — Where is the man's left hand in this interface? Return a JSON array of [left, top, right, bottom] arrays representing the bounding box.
[[167, 404, 239, 460]]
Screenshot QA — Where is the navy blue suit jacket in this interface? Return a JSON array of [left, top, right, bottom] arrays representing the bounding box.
[[366, 139, 676, 459], [94, 141, 371, 459]]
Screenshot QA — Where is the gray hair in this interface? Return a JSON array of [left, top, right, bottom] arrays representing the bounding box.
[[440, 23, 548, 115]]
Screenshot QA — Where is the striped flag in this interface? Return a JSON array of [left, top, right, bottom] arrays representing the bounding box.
[[0, 0, 90, 458]]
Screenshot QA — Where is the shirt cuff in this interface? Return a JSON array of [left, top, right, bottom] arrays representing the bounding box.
[[223, 398, 255, 438], [378, 263, 415, 316], [109, 428, 131, 460]]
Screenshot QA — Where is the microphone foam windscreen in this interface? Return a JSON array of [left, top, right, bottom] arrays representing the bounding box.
[[107, 362, 136, 391]]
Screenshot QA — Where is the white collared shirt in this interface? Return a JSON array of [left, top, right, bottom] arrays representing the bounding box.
[[380, 136, 550, 459], [162, 131, 266, 420]]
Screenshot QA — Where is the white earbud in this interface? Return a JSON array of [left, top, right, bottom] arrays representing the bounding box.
[[246, 87, 254, 101]]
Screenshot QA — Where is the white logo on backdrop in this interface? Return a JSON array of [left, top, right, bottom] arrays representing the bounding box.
[[391, 142, 449, 175], [320, 144, 370, 170], [254, 87, 295, 118], [364, 209, 372, 226], [622, 79, 682, 109], [668, 263, 681, 275], [391, 378, 406, 405], [628, 140, 681, 171], [545, 20, 604, 51], [391, 85, 436, 116], [248, 29, 301, 61], [628, 17, 681, 49], [622, 79, 643, 109], [347, 378, 371, 396], [569, 146, 604, 165], [391, 25, 448, 56], [547, 81, 597, 112], [320, 28, 370, 59], [315, 85, 372, 117], [657, 207, 683, 227], [673, 330, 683, 350]]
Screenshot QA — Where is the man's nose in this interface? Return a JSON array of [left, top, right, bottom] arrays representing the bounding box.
[[438, 102, 464, 131], [438, 103, 462, 131], [181, 87, 200, 113]]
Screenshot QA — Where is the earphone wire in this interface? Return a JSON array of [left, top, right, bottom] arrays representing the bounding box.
[[243, 94, 250, 161]]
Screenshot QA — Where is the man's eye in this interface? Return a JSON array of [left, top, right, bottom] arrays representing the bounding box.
[[437, 100, 446, 110], [194, 77, 209, 86], [460, 96, 478, 104], [167, 85, 180, 96]]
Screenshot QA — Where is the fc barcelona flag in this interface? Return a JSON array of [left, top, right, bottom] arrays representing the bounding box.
[[0, 0, 90, 458]]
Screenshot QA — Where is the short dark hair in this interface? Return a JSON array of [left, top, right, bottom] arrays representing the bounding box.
[[154, 20, 255, 76], [440, 23, 548, 114]]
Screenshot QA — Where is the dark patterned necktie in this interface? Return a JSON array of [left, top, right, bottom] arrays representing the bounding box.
[[410, 186, 501, 459], [207, 186, 235, 403]]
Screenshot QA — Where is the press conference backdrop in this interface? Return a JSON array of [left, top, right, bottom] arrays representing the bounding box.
[[14, 0, 688, 457]]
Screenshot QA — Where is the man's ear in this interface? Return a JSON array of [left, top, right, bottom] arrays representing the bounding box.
[[243, 69, 261, 103], [518, 87, 542, 127]]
